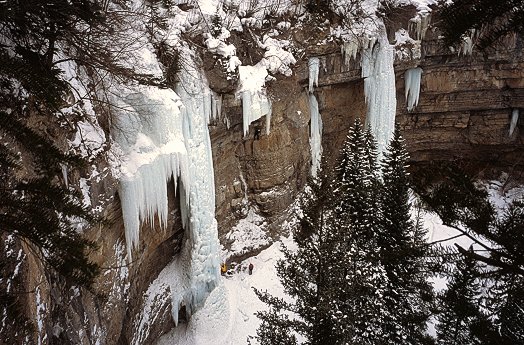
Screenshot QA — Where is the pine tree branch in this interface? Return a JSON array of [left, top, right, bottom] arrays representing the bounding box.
[[455, 244, 524, 276]]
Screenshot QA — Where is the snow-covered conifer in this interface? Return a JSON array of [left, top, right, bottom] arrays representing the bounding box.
[[379, 123, 433, 344], [436, 248, 494, 344], [253, 167, 346, 345], [334, 119, 390, 343]]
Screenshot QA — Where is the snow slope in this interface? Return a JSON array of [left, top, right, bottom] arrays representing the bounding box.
[[156, 238, 290, 345]]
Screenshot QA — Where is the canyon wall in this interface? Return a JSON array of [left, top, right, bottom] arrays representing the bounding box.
[[6, 6, 524, 345]]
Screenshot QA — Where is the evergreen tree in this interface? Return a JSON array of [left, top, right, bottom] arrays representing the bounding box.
[[436, 248, 495, 345], [415, 164, 524, 344], [379, 124, 433, 344], [254, 120, 437, 344], [438, 0, 524, 50], [488, 198, 524, 344], [495, 274, 524, 344], [334, 119, 390, 344], [253, 168, 347, 345]]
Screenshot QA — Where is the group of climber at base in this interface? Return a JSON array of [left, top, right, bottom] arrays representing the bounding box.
[[221, 262, 254, 276]]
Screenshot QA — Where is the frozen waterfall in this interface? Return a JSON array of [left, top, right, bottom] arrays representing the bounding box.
[[405, 67, 422, 112], [174, 53, 220, 316], [361, 30, 397, 156], [113, 50, 220, 319]]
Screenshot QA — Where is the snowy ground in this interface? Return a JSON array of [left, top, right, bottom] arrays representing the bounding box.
[[156, 238, 290, 345], [156, 181, 523, 345]]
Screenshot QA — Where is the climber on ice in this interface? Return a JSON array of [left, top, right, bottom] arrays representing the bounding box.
[[248, 262, 254, 275], [254, 128, 261, 140]]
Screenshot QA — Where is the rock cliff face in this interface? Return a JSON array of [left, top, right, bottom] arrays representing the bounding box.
[[310, 15, 524, 175], [8, 6, 524, 345]]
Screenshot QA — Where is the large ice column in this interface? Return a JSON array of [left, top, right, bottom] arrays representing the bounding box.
[[510, 109, 519, 136], [405, 67, 422, 112], [113, 86, 190, 260], [174, 52, 220, 315], [361, 30, 397, 156], [309, 93, 322, 178]]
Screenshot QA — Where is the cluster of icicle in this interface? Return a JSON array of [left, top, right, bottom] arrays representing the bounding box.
[[241, 89, 271, 137], [308, 57, 323, 178], [237, 63, 273, 138], [113, 49, 220, 318], [408, 13, 431, 41]]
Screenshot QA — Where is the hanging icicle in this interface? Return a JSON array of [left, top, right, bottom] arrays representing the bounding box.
[[307, 57, 323, 177], [238, 64, 272, 137], [510, 109, 519, 136], [405, 67, 422, 112]]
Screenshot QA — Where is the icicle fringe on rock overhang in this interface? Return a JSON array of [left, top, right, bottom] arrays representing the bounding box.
[[458, 29, 476, 56], [405, 67, 422, 112], [241, 90, 272, 137], [238, 64, 272, 137], [341, 40, 359, 65], [408, 13, 431, 41], [112, 86, 191, 260], [361, 28, 397, 156]]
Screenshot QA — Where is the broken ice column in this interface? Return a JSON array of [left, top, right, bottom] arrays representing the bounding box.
[[309, 57, 319, 92], [405, 67, 422, 111], [309, 93, 322, 177], [238, 64, 272, 137], [361, 29, 397, 156], [308, 57, 322, 177]]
